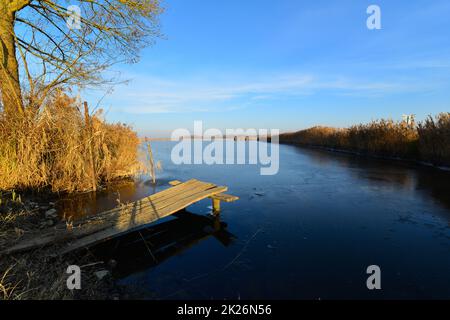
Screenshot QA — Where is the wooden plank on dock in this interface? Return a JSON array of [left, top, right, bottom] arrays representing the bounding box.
[[1, 179, 228, 255], [169, 180, 239, 203], [211, 193, 239, 202]]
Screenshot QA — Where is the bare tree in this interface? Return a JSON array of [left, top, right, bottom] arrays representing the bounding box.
[[0, 0, 162, 117]]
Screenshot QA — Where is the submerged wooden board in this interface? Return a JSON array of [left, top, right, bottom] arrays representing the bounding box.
[[1, 179, 228, 255]]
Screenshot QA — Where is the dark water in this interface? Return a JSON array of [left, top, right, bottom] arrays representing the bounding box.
[[61, 142, 450, 299]]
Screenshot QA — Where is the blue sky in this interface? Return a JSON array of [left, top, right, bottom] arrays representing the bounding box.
[[83, 0, 450, 137]]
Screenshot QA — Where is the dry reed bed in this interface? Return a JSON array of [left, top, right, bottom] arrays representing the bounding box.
[[0, 92, 141, 193], [279, 113, 450, 167]]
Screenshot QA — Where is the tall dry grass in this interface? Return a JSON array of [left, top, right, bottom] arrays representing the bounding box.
[[417, 113, 450, 166], [0, 92, 141, 192], [279, 113, 450, 166]]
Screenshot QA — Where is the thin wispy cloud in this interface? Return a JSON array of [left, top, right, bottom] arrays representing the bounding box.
[[105, 71, 437, 114]]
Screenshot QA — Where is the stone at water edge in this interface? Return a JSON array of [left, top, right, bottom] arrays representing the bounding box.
[[45, 208, 57, 219], [94, 270, 110, 280], [108, 259, 117, 269]]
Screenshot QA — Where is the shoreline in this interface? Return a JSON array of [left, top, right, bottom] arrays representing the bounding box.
[[279, 141, 450, 172], [0, 181, 135, 299]]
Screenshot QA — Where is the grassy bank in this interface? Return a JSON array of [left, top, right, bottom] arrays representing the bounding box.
[[279, 113, 450, 167], [0, 92, 141, 193], [0, 193, 118, 300]]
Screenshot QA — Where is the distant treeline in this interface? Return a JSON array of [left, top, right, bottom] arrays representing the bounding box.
[[279, 113, 450, 167]]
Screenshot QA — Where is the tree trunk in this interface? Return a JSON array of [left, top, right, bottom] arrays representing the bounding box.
[[0, 7, 24, 117]]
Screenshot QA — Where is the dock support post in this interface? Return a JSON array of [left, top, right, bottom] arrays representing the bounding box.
[[212, 198, 221, 215], [212, 215, 221, 231]]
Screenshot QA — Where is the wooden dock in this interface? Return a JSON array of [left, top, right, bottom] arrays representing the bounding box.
[[1, 179, 239, 256], [92, 211, 235, 277]]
